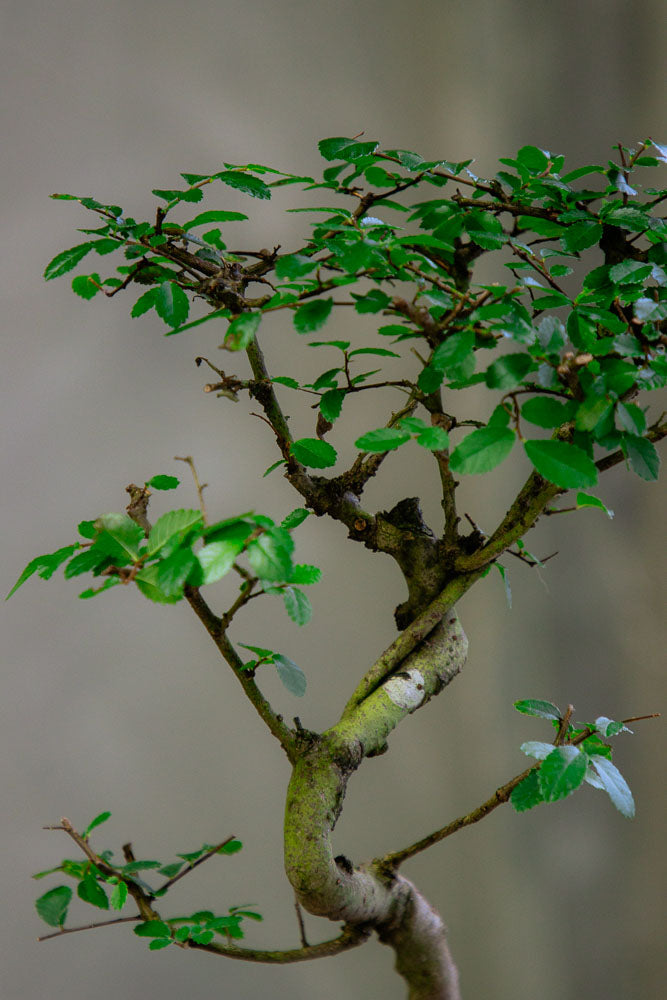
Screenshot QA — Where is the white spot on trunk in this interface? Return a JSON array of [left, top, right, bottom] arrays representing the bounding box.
[[383, 669, 426, 711]]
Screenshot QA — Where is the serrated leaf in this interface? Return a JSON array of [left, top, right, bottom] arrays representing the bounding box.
[[485, 353, 537, 390], [131, 287, 159, 317], [289, 563, 321, 585], [521, 397, 575, 428], [514, 699, 561, 721], [449, 427, 515, 475], [539, 746, 587, 802], [134, 564, 182, 603], [182, 210, 248, 228], [72, 273, 101, 299], [155, 281, 190, 328], [95, 513, 144, 560], [275, 254, 318, 279], [83, 810, 111, 837], [319, 388, 345, 422], [214, 171, 271, 199], [6, 544, 80, 599], [45, 242, 96, 280], [35, 886, 73, 927], [415, 426, 450, 450], [355, 427, 411, 452], [224, 312, 262, 350], [291, 437, 337, 468], [586, 756, 635, 817], [520, 741, 556, 761], [196, 539, 244, 584], [156, 548, 197, 597], [247, 529, 294, 581], [293, 298, 333, 333], [524, 439, 597, 489], [147, 475, 180, 491], [147, 509, 203, 557], [110, 881, 128, 911], [78, 874, 109, 910], [274, 654, 307, 696], [510, 770, 544, 812], [281, 508, 310, 530], [134, 920, 171, 938], [576, 492, 614, 518], [283, 587, 312, 625], [622, 434, 660, 481]]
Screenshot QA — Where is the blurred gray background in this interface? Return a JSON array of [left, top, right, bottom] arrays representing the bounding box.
[[2, 2, 665, 998]]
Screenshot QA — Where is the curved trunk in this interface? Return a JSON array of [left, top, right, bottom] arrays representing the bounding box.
[[284, 612, 467, 999]]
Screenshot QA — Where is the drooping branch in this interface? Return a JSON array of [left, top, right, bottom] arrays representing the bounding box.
[[187, 923, 370, 963]]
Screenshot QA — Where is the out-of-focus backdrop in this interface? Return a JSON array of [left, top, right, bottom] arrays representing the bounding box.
[[2, 2, 665, 998]]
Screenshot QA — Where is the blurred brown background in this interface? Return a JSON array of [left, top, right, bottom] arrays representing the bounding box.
[[2, 2, 665, 998]]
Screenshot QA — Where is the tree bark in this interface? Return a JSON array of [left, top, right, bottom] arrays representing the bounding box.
[[284, 612, 467, 998]]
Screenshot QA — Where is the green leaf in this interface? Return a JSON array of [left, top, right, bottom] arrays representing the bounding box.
[[283, 587, 312, 625], [216, 838, 243, 855], [291, 438, 337, 468], [247, 529, 294, 581], [134, 564, 182, 604], [35, 886, 73, 927], [414, 426, 450, 450], [319, 388, 345, 422], [510, 770, 544, 812], [134, 920, 172, 938], [95, 513, 144, 561], [156, 548, 197, 597], [155, 281, 190, 328], [517, 216, 565, 238], [622, 434, 660, 481], [196, 540, 243, 584], [72, 273, 101, 299], [163, 307, 229, 337], [355, 427, 411, 452], [214, 171, 271, 199], [586, 758, 633, 818], [539, 746, 587, 802], [182, 210, 248, 228], [147, 509, 203, 557], [45, 242, 96, 280], [514, 699, 561, 721], [6, 544, 79, 599], [560, 221, 602, 252], [293, 298, 333, 334], [449, 427, 515, 475], [274, 654, 307, 696], [517, 145, 550, 173], [520, 741, 557, 761], [275, 254, 318, 279], [281, 508, 310, 530], [83, 810, 111, 837], [110, 881, 128, 911], [485, 353, 537, 390], [131, 287, 159, 318], [147, 475, 180, 491], [224, 312, 262, 350], [521, 397, 575, 428], [352, 289, 392, 314], [78, 874, 109, 910], [65, 546, 112, 579], [495, 563, 512, 608], [524, 439, 597, 489], [576, 493, 614, 518], [148, 938, 172, 950], [289, 563, 321, 585]]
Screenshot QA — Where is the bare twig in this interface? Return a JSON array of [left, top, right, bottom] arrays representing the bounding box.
[[174, 455, 208, 523], [294, 895, 309, 948], [38, 915, 141, 942]]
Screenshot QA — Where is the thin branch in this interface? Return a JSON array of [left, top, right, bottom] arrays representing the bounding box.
[[38, 915, 141, 942], [187, 923, 370, 964], [155, 836, 237, 894], [294, 895, 309, 948], [174, 455, 208, 524]]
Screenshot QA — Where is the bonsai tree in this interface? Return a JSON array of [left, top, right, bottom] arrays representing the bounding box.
[[10, 135, 666, 999]]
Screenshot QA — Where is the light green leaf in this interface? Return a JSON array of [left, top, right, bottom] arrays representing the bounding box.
[[95, 513, 144, 561], [275, 254, 318, 279], [182, 210, 248, 228], [156, 548, 197, 597], [147, 509, 203, 557], [196, 540, 244, 584], [514, 699, 561, 721], [72, 273, 101, 299], [449, 427, 515, 475], [520, 741, 556, 761], [576, 493, 614, 518], [134, 920, 172, 938], [289, 563, 321, 585], [78, 874, 109, 910], [281, 508, 310, 530], [415, 426, 450, 450], [274, 654, 307, 696], [586, 757, 635, 817], [83, 810, 111, 837], [35, 886, 73, 927], [224, 312, 261, 351], [539, 746, 587, 802], [291, 438, 337, 468], [283, 587, 312, 625], [524, 439, 597, 489], [134, 564, 182, 603], [247, 529, 294, 581], [110, 881, 128, 910], [355, 427, 411, 452]]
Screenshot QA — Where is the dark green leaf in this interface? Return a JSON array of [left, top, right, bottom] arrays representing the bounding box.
[[524, 439, 597, 488], [281, 508, 310, 530], [45, 242, 95, 280], [134, 920, 171, 938], [539, 746, 587, 802], [510, 770, 544, 812], [214, 171, 271, 199], [576, 493, 614, 518], [134, 564, 182, 604], [164, 307, 230, 337], [521, 397, 576, 428], [274, 654, 307, 696], [622, 434, 660, 481], [156, 548, 197, 597], [83, 810, 111, 837], [224, 312, 261, 350], [517, 145, 550, 173], [131, 288, 158, 318], [78, 874, 109, 910], [275, 253, 318, 279], [291, 438, 337, 468], [183, 210, 248, 228], [560, 221, 602, 252], [72, 273, 101, 299], [352, 289, 392, 313], [147, 474, 180, 491], [35, 886, 73, 927], [485, 353, 537, 390], [155, 282, 190, 328], [514, 699, 561, 721], [449, 427, 515, 475], [319, 388, 345, 422], [293, 298, 333, 334]]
